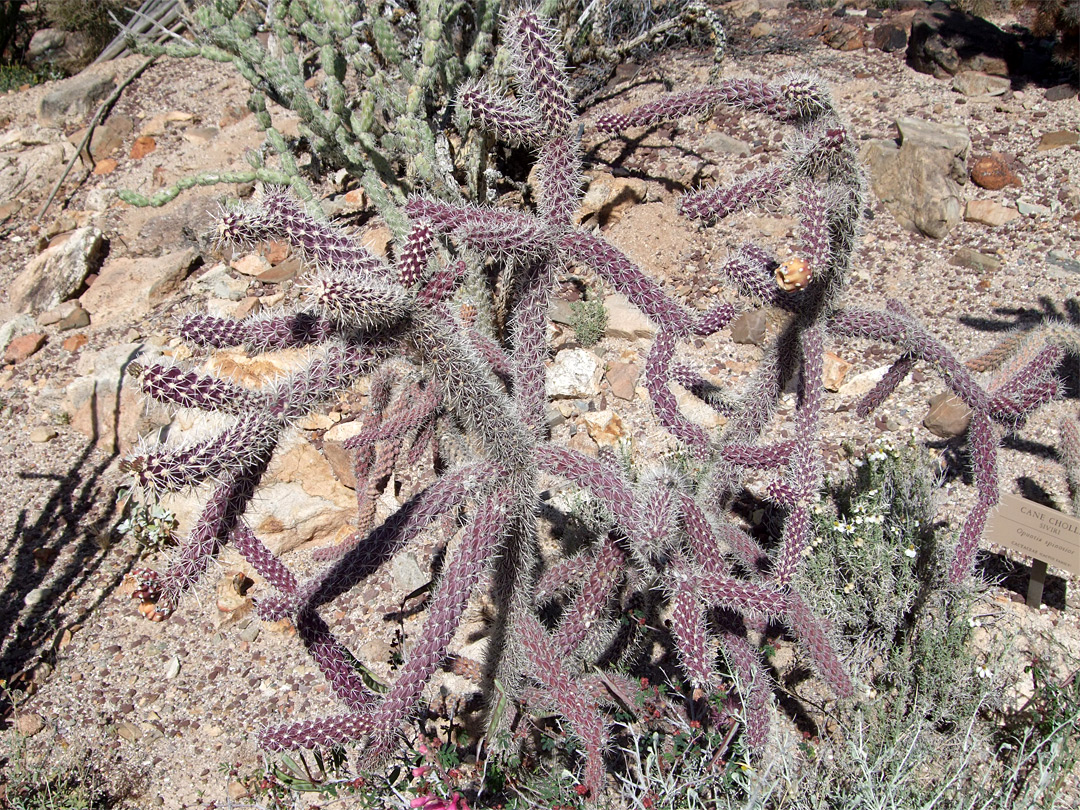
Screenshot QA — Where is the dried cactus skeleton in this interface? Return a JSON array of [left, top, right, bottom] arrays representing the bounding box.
[[117, 7, 1072, 799]]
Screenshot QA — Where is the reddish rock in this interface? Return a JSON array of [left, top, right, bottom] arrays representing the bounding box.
[[130, 135, 156, 159], [92, 158, 117, 175], [4, 333, 46, 364], [970, 153, 1021, 190], [62, 333, 88, 352], [825, 24, 865, 52]]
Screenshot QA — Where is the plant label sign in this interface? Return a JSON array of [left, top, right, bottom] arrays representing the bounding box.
[[987, 494, 1080, 607]]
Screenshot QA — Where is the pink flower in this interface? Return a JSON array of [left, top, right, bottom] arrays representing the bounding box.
[[409, 793, 470, 810]]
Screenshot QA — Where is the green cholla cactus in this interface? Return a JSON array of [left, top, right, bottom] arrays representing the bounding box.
[[119, 0, 501, 234]]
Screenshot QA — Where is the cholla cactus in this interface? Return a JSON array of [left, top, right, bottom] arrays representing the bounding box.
[[120, 0, 499, 232], [115, 6, 1073, 801]]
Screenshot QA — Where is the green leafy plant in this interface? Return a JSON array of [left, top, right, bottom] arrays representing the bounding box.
[[568, 292, 608, 348], [113, 488, 178, 556]]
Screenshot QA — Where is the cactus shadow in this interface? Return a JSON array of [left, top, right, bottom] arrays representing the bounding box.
[[0, 355, 141, 724], [0, 440, 134, 724]]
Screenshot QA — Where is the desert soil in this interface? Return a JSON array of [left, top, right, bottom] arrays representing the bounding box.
[[0, 5, 1078, 808]]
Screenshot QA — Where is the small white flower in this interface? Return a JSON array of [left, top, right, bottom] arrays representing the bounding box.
[[853, 536, 864, 548], [976, 665, 992, 680], [843, 582, 855, 594], [904, 547, 916, 558], [968, 616, 981, 628]]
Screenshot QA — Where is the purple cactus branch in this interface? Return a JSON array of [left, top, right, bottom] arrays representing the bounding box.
[[396, 222, 435, 286], [518, 613, 607, 797], [535, 445, 640, 538], [224, 187, 389, 277], [507, 12, 575, 135], [797, 182, 831, 280], [645, 330, 712, 457], [554, 535, 626, 656], [560, 230, 695, 336], [132, 362, 257, 412], [230, 521, 298, 594], [296, 609, 378, 711], [536, 134, 582, 223], [857, 355, 917, 418], [594, 79, 792, 133], [679, 168, 787, 223], [155, 467, 263, 615], [343, 384, 441, 450], [509, 258, 557, 431], [458, 81, 545, 147], [784, 593, 853, 698], [124, 413, 278, 494], [720, 441, 795, 469], [669, 580, 716, 689]]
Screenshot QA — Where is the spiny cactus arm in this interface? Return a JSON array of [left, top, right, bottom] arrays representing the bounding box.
[[179, 312, 335, 352], [259, 462, 491, 620], [831, 304, 990, 411], [715, 611, 772, 753], [669, 577, 717, 690], [797, 181, 831, 280], [260, 710, 375, 751], [784, 593, 853, 698], [857, 355, 917, 418], [771, 506, 812, 589], [716, 521, 771, 577], [357, 489, 511, 761], [1060, 416, 1080, 517], [397, 222, 435, 287], [507, 11, 575, 135], [457, 215, 553, 259], [693, 302, 737, 337], [679, 168, 788, 224], [950, 411, 1000, 582], [344, 384, 441, 450], [467, 327, 513, 381], [307, 270, 411, 331], [123, 414, 279, 495], [535, 445, 640, 537], [269, 344, 376, 420], [458, 80, 545, 147], [555, 535, 627, 656], [537, 134, 582, 224], [417, 260, 466, 306], [153, 467, 264, 616], [720, 440, 796, 469], [644, 330, 712, 457], [221, 188, 389, 277], [536, 546, 607, 603], [595, 80, 791, 133], [518, 613, 608, 797], [410, 306, 533, 472], [296, 609, 380, 712], [128, 362, 258, 413], [560, 229, 695, 337], [678, 493, 732, 579], [717, 244, 782, 307], [987, 344, 1064, 425], [508, 257, 557, 432], [697, 573, 788, 619], [230, 521, 299, 594], [990, 379, 1060, 426]]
